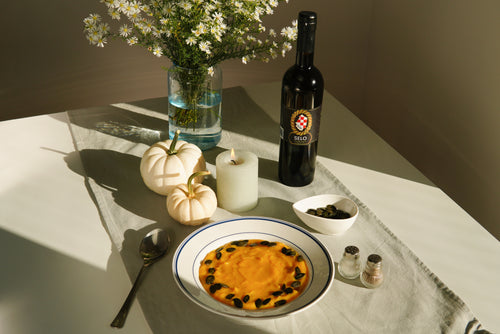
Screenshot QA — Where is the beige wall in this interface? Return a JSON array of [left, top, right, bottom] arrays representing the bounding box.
[[1, 1, 498, 239], [363, 0, 500, 238], [0, 0, 370, 122]]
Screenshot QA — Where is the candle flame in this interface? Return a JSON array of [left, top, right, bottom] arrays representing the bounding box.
[[230, 148, 237, 165]]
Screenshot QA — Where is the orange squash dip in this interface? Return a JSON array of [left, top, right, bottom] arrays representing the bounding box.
[[199, 239, 309, 310]]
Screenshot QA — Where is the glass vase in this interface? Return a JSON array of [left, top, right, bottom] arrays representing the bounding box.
[[167, 64, 222, 150]]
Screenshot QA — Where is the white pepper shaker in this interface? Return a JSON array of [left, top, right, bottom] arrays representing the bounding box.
[[360, 254, 384, 288], [338, 245, 362, 279]]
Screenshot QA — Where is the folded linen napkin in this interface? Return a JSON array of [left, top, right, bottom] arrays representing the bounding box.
[[68, 86, 489, 333]]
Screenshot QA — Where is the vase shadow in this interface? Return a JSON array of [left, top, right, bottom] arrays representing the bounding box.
[[64, 149, 167, 223], [68, 103, 169, 146]]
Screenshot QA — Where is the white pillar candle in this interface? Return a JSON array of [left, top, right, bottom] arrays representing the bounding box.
[[216, 149, 258, 212]]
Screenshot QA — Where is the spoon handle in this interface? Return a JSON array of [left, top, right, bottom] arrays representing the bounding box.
[[110, 264, 148, 328]]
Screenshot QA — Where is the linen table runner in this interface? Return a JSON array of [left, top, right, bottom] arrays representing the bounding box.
[[68, 86, 489, 333]]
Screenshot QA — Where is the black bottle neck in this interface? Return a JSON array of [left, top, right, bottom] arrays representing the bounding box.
[[296, 51, 314, 69], [295, 11, 317, 69]]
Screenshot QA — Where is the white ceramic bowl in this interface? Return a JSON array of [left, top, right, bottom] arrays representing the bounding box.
[[293, 194, 359, 235], [172, 217, 334, 319]]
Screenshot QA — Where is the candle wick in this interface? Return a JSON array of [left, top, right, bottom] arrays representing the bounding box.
[[231, 159, 237, 165]]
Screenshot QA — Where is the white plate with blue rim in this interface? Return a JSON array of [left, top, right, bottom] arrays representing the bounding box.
[[172, 216, 334, 319]]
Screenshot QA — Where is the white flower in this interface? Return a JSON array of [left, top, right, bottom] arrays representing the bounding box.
[[185, 36, 197, 46], [130, 12, 140, 21], [161, 28, 172, 37], [88, 28, 101, 40], [281, 26, 296, 40], [97, 36, 107, 47], [163, 4, 174, 15], [179, 2, 192, 11], [269, 48, 277, 59], [108, 8, 120, 20], [192, 23, 207, 37], [208, 66, 214, 76], [137, 20, 154, 34], [86, 34, 98, 45], [204, 3, 216, 15], [210, 26, 222, 41], [116, 1, 127, 12], [131, 1, 141, 12], [86, 13, 101, 24], [119, 24, 131, 37], [122, 3, 138, 16], [100, 0, 115, 8], [98, 22, 110, 34], [146, 20, 155, 32], [127, 36, 138, 45], [140, 4, 152, 15], [152, 45, 162, 57], [199, 41, 211, 55], [252, 10, 262, 22], [268, 28, 276, 37], [242, 56, 249, 64], [152, 28, 161, 38], [282, 41, 292, 57], [212, 11, 223, 22]]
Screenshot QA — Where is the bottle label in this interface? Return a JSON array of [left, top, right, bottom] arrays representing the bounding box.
[[281, 106, 321, 145]]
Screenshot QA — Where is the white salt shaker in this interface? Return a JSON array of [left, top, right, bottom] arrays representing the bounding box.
[[338, 245, 362, 279]]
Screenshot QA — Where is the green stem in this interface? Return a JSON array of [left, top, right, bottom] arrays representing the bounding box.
[[167, 130, 181, 155], [187, 171, 211, 197]]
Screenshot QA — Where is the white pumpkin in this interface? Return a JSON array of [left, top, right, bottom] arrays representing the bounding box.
[[140, 130, 206, 196], [167, 171, 217, 226]]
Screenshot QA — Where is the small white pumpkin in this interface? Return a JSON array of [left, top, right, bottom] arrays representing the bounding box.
[[167, 171, 217, 226], [140, 130, 206, 196]]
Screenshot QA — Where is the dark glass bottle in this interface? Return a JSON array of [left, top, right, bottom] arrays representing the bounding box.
[[279, 11, 324, 186]]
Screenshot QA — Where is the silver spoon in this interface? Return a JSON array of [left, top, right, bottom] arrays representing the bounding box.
[[110, 228, 170, 328]]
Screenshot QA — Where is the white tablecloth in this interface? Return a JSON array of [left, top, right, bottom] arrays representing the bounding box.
[[67, 86, 490, 333]]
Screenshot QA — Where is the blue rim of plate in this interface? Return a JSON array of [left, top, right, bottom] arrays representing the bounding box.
[[172, 216, 334, 319]]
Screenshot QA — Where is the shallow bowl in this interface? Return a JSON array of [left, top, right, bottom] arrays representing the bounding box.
[[172, 217, 334, 319], [293, 194, 359, 235]]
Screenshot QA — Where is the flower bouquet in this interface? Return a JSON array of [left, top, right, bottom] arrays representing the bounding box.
[[84, 0, 297, 148]]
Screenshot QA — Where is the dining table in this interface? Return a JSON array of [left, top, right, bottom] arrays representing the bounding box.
[[1, 81, 498, 334]]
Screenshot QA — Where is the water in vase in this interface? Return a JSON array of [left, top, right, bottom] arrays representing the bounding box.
[[168, 91, 222, 151]]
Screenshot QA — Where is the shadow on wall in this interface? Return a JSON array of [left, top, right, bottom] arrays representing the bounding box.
[[362, 1, 500, 239]]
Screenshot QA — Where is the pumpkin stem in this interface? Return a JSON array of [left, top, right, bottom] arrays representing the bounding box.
[[167, 130, 181, 155], [187, 171, 211, 197]]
